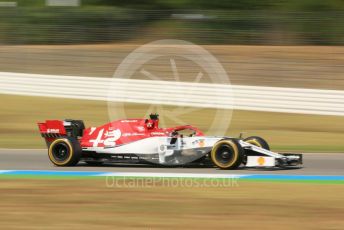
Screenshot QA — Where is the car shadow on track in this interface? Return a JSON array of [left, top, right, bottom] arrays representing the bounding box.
[[75, 162, 302, 171], [77, 162, 213, 169]]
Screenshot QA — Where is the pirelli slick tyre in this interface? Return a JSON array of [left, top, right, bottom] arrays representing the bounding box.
[[48, 137, 81, 166], [244, 136, 270, 150], [211, 139, 244, 169]]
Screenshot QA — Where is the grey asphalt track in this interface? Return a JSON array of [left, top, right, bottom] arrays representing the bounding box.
[[0, 149, 343, 175]]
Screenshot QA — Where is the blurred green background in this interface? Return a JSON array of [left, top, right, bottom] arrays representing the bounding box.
[[0, 0, 344, 45]]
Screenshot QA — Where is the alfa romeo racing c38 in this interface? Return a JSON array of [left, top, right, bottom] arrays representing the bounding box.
[[38, 114, 302, 169]]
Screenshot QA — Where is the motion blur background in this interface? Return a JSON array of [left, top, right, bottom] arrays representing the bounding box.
[[1, 0, 344, 151], [1, 2, 344, 229], [1, 0, 344, 45]]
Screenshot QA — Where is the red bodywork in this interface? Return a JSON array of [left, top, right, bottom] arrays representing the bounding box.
[[38, 120, 66, 144], [38, 117, 204, 149]]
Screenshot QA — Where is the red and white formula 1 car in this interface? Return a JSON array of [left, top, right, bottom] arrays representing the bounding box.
[[38, 114, 302, 169]]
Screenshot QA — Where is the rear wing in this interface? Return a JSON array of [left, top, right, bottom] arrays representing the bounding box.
[[38, 120, 67, 138], [38, 119, 85, 145]]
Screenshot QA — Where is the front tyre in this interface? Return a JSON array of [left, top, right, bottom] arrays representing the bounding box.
[[48, 138, 81, 166], [243, 136, 270, 150], [210, 139, 244, 169]]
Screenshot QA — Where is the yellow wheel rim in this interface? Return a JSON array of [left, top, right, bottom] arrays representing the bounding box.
[[211, 140, 239, 168], [48, 139, 74, 166]]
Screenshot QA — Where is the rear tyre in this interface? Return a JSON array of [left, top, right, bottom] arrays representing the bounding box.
[[243, 136, 270, 150], [210, 139, 244, 169], [48, 137, 81, 166]]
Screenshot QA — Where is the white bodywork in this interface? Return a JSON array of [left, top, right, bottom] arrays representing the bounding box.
[[83, 136, 301, 167]]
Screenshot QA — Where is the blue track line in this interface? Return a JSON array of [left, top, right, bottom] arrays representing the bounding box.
[[244, 174, 344, 181], [0, 170, 105, 177], [0, 170, 343, 181]]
